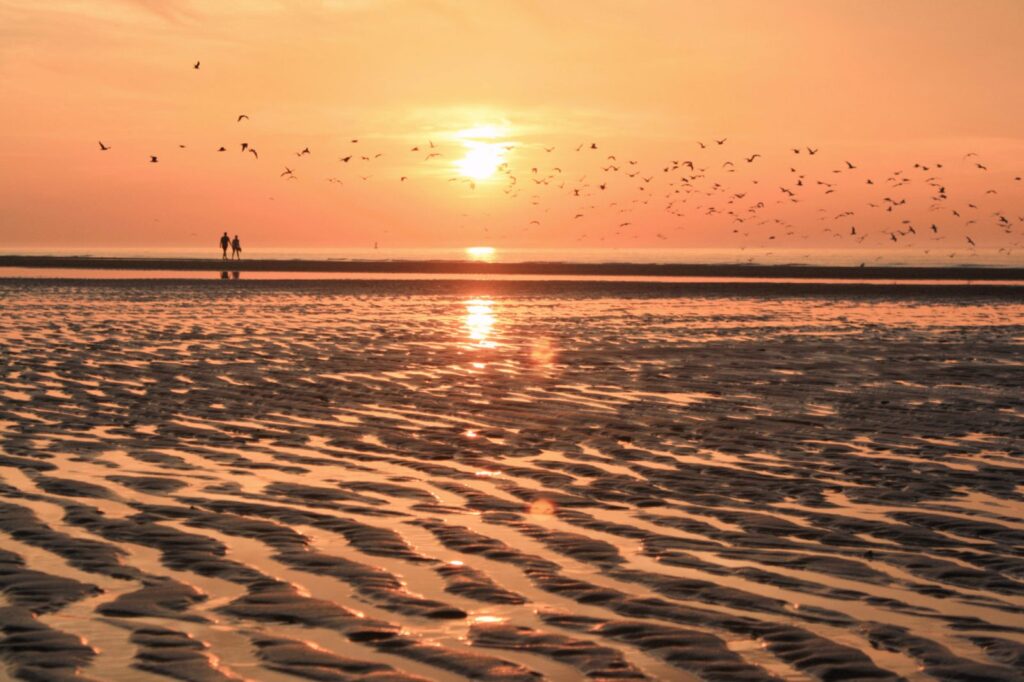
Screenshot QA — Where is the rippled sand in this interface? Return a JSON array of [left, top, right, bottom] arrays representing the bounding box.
[[0, 279, 1022, 682]]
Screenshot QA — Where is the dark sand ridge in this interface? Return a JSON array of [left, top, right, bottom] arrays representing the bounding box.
[[3, 254, 1024, 280], [0, 280, 1022, 680]]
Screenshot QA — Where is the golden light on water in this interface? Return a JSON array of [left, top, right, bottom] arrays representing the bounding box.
[[465, 298, 495, 346], [465, 246, 496, 261]]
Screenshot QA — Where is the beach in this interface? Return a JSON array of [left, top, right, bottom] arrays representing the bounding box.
[[1, 277, 1023, 681]]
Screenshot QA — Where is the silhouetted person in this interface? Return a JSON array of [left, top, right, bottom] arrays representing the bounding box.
[[231, 235, 242, 260], [219, 232, 230, 259]]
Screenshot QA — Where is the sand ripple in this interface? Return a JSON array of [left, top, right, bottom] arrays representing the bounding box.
[[0, 280, 1022, 681]]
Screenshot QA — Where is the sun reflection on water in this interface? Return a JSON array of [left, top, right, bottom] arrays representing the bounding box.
[[465, 246, 496, 261], [464, 298, 496, 347]]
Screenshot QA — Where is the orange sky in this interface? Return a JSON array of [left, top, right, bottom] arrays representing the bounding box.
[[1, 0, 1023, 257]]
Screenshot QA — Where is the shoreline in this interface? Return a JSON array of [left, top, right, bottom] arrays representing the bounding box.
[[2, 254, 1023, 280], [3, 276, 1023, 300]]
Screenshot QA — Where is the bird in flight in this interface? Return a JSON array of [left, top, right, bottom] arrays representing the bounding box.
[[845, 161, 856, 169], [545, 146, 555, 152], [400, 176, 408, 182], [966, 235, 976, 247], [248, 148, 258, 159], [193, 61, 200, 69], [807, 147, 819, 155], [715, 138, 727, 145], [237, 114, 249, 122], [149, 155, 158, 163], [426, 153, 441, 160], [98, 141, 109, 151], [240, 143, 248, 152], [340, 155, 352, 163], [217, 146, 226, 152], [298, 147, 310, 156], [590, 143, 598, 149], [745, 154, 761, 163], [281, 167, 293, 177]]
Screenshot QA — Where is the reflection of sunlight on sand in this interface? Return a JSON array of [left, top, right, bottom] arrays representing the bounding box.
[[528, 498, 556, 515], [529, 337, 556, 367], [464, 298, 496, 347]]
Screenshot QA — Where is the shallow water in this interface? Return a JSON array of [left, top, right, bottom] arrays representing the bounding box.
[[0, 280, 1022, 681]]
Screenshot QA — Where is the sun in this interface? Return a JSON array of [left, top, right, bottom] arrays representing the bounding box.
[[456, 142, 504, 180]]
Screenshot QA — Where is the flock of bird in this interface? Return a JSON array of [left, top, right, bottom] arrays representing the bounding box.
[[92, 60, 1024, 259]]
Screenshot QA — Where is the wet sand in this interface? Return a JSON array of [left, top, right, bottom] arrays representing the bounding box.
[[0, 279, 1022, 681]]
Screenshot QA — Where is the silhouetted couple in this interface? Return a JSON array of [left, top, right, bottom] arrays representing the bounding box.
[[220, 232, 242, 260]]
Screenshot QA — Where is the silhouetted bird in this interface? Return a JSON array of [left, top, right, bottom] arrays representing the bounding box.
[[237, 114, 249, 122], [98, 141, 109, 151], [193, 61, 200, 69], [807, 147, 819, 155], [149, 155, 158, 163], [340, 155, 352, 162], [217, 146, 226, 152]]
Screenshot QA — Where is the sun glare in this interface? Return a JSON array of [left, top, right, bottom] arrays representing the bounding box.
[[465, 246, 496, 261], [456, 142, 504, 180]]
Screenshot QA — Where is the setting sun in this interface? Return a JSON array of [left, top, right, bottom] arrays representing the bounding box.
[[455, 142, 504, 180]]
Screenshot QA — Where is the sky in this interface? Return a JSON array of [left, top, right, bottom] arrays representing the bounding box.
[[1, 0, 1023, 257]]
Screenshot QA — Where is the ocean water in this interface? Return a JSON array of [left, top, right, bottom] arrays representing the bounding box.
[[5, 246, 1022, 267]]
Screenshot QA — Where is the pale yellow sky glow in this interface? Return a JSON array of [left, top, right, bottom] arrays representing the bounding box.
[[1, 0, 1022, 255]]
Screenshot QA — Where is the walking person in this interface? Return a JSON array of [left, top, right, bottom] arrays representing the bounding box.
[[231, 234, 242, 260], [219, 232, 230, 260]]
